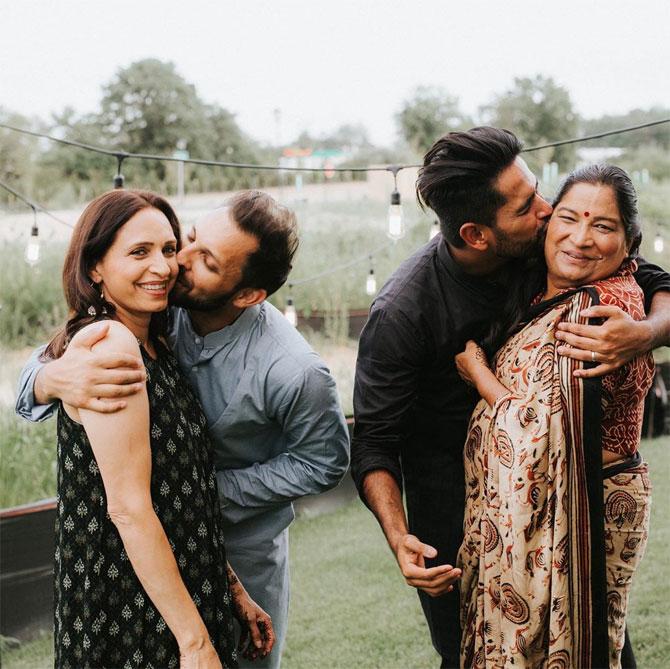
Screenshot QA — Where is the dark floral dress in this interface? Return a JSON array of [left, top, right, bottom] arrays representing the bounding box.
[[54, 340, 237, 669]]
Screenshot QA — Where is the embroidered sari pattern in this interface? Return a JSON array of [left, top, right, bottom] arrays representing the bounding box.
[[458, 265, 654, 668], [458, 289, 604, 668]]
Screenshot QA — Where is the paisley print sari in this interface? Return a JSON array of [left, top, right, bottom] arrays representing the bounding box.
[[458, 270, 653, 669]]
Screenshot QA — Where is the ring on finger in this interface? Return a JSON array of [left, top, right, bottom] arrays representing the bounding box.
[[591, 350, 596, 363]]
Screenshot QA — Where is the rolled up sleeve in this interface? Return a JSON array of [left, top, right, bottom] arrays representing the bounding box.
[[15, 346, 56, 423], [217, 361, 350, 510]]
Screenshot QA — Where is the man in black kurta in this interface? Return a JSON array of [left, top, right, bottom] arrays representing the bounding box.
[[351, 127, 670, 667]]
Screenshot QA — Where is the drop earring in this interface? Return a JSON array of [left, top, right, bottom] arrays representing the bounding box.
[[99, 285, 108, 315], [87, 281, 107, 317]]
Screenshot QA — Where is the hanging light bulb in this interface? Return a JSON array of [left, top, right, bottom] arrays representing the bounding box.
[[387, 168, 405, 241], [25, 209, 40, 266], [366, 270, 377, 296], [113, 153, 127, 189], [284, 287, 297, 327], [429, 219, 440, 241], [366, 256, 377, 296], [654, 232, 664, 254], [388, 188, 404, 240]]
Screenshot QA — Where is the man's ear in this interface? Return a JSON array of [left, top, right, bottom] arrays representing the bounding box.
[[232, 287, 267, 309], [459, 222, 493, 251]]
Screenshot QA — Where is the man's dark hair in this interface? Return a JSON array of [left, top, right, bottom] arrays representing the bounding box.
[[416, 127, 523, 247], [226, 190, 299, 297]]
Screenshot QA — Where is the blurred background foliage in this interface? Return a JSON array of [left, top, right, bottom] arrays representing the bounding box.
[[2, 61, 669, 206]]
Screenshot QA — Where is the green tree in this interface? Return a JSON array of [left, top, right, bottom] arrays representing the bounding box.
[[36, 59, 265, 197], [616, 143, 670, 182], [0, 108, 41, 204], [581, 107, 670, 150], [192, 106, 263, 191], [98, 59, 268, 190], [396, 86, 472, 156], [98, 59, 210, 157], [481, 75, 578, 171], [37, 108, 115, 203]]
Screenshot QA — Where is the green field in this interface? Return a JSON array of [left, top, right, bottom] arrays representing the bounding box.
[[4, 437, 669, 669]]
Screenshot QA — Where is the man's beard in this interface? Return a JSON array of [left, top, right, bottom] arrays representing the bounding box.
[[493, 219, 547, 260], [169, 278, 242, 313]]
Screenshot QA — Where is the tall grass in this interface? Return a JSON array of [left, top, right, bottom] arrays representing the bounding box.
[[0, 241, 68, 349], [0, 407, 57, 508], [0, 199, 434, 350]]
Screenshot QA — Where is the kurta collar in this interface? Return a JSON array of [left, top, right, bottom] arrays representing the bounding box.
[[184, 303, 262, 350]]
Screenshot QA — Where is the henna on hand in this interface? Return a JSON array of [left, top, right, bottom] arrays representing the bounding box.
[[474, 346, 489, 367], [226, 564, 239, 587]]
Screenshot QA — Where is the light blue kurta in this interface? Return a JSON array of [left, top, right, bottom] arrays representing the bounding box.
[[16, 301, 351, 668]]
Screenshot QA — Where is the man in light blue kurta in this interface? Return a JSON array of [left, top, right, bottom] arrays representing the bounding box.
[[16, 192, 350, 668]]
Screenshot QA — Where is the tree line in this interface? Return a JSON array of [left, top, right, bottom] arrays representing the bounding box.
[[2, 60, 668, 206]]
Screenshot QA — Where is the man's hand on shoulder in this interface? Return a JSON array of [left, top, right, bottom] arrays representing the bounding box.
[[393, 533, 461, 597], [554, 305, 653, 378], [36, 321, 145, 412]]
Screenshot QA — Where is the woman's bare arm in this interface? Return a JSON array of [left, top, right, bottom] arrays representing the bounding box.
[[73, 321, 220, 667]]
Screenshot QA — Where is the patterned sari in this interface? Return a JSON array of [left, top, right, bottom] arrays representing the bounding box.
[[457, 274, 652, 669]]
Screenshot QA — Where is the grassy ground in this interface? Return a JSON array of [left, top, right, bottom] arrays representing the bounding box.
[[4, 436, 668, 668]]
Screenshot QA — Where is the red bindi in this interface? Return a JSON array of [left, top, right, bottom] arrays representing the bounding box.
[[584, 211, 590, 217]]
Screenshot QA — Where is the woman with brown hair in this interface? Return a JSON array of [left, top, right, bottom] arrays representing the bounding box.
[[46, 190, 273, 668]]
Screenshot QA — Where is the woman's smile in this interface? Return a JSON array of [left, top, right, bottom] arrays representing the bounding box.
[[544, 182, 629, 297], [559, 249, 602, 263], [136, 280, 169, 296]]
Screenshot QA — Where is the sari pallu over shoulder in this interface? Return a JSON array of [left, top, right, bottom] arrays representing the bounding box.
[[458, 286, 608, 669]]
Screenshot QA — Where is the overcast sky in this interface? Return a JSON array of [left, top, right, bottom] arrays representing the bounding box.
[[2, 0, 669, 147]]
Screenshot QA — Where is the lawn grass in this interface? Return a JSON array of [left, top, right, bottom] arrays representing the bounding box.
[[5, 437, 668, 669], [284, 435, 669, 668], [624, 435, 670, 667]]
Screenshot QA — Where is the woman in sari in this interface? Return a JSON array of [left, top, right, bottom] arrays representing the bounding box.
[[455, 164, 654, 669]]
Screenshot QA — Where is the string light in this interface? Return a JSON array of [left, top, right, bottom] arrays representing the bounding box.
[[3, 118, 669, 287], [654, 232, 665, 254], [429, 220, 440, 241], [365, 256, 377, 296], [25, 206, 40, 266], [387, 167, 405, 241], [0, 180, 73, 228], [284, 284, 297, 326], [2, 119, 669, 174], [113, 153, 127, 189]]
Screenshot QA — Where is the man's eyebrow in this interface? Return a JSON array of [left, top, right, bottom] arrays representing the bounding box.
[[186, 226, 222, 267], [515, 181, 538, 215], [204, 248, 222, 267]]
